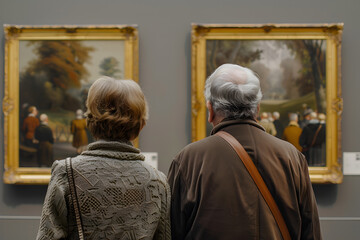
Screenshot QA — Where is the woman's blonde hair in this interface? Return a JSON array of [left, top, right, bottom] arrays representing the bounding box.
[[85, 77, 148, 141]]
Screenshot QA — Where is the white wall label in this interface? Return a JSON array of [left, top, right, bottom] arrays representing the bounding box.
[[142, 152, 158, 170], [343, 152, 360, 175]]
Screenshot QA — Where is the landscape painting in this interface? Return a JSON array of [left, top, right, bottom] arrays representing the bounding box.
[[191, 24, 343, 183], [206, 39, 326, 121], [205, 39, 327, 167], [3, 25, 139, 184], [19, 40, 125, 167]]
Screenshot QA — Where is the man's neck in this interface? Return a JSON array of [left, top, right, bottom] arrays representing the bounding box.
[[211, 115, 225, 128]]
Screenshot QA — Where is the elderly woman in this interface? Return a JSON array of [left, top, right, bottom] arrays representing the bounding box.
[[37, 77, 171, 240]]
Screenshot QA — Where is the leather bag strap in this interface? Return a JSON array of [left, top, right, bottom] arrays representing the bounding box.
[[216, 131, 291, 240], [65, 157, 84, 240]]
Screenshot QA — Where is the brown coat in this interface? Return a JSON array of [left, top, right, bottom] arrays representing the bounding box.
[[168, 119, 321, 240]]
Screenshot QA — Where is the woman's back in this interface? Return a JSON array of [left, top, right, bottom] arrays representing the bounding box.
[[37, 140, 170, 240], [37, 77, 170, 240]]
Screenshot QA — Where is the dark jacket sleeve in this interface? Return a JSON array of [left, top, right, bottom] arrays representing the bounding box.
[[168, 158, 188, 240], [298, 152, 322, 240]]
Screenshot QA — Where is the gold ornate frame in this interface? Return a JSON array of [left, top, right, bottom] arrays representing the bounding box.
[[3, 25, 139, 184], [191, 24, 343, 184]]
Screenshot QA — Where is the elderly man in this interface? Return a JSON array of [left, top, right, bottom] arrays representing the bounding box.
[[168, 64, 321, 239]]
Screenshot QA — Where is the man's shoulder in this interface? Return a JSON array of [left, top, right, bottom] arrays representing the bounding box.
[[185, 135, 220, 150], [256, 129, 302, 154], [174, 135, 220, 162], [265, 131, 298, 147]]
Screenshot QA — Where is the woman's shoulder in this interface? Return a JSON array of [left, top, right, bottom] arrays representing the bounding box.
[[139, 161, 168, 185], [50, 157, 80, 181], [46, 159, 70, 194], [50, 159, 66, 174]]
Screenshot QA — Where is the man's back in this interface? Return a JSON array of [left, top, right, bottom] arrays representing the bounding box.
[[168, 119, 321, 240]]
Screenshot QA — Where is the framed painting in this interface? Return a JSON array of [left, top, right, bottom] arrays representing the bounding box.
[[3, 25, 139, 184], [191, 24, 343, 183]]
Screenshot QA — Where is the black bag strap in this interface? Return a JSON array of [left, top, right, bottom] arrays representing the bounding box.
[[310, 124, 322, 147], [216, 131, 291, 240], [65, 157, 84, 240]]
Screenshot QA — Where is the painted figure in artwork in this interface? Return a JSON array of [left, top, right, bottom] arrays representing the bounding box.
[[71, 109, 88, 154], [22, 106, 40, 148], [35, 114, 54, 167], [259, 112, 277, 136], [282, 113, 303, 152], [300, 112, 326, 166]]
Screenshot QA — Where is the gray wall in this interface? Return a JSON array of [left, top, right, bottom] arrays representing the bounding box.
[[1, 0, 359, 239]]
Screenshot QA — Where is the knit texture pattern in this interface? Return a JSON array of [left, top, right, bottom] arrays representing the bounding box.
[[37, 140, 171, 240]]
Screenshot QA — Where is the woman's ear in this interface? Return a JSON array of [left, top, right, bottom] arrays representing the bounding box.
[[140, 119, 146, 130], [130, 120, 146, 141]]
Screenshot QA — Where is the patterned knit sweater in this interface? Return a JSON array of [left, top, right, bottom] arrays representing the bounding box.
[[36, 140, 171, 240]]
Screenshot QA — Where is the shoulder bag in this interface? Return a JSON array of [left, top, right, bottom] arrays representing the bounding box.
[[216, 131, 291, 240], [65, 157, 85, 240]]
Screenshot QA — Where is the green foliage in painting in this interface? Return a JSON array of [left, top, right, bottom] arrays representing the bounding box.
[[206, 40, 262, 76], [99, 57, 122, 78], [20, 40, 94, 111], [206, 39, 326, 114]]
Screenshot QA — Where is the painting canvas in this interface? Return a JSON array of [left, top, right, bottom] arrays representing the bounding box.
[[3, 25, 138, 184], [205, 39, 327, 166], [19, 40, 125, 167], [191, 24, 343, 183]]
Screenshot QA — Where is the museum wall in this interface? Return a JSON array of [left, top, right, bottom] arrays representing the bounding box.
[[0, 0, 359, 239]]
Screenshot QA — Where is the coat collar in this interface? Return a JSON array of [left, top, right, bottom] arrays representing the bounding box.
[[81, 140, 145, 161], [210, 118, 265, 135]]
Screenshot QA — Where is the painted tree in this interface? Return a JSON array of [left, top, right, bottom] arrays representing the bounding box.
[[250, 61, 271, 95], [280, 57, 302, 99], [99, 57, 122, 78], [20, 40, 94, 110], [206, 40, 262, 76], [285, 40, 326, 113]]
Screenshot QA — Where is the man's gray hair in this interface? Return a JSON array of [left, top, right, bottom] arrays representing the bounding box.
[[204, 64, 262, 119]]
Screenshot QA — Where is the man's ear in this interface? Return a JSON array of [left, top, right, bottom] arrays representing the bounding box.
[[206, 101, 214, 123], [256, 104, 260, 119]]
